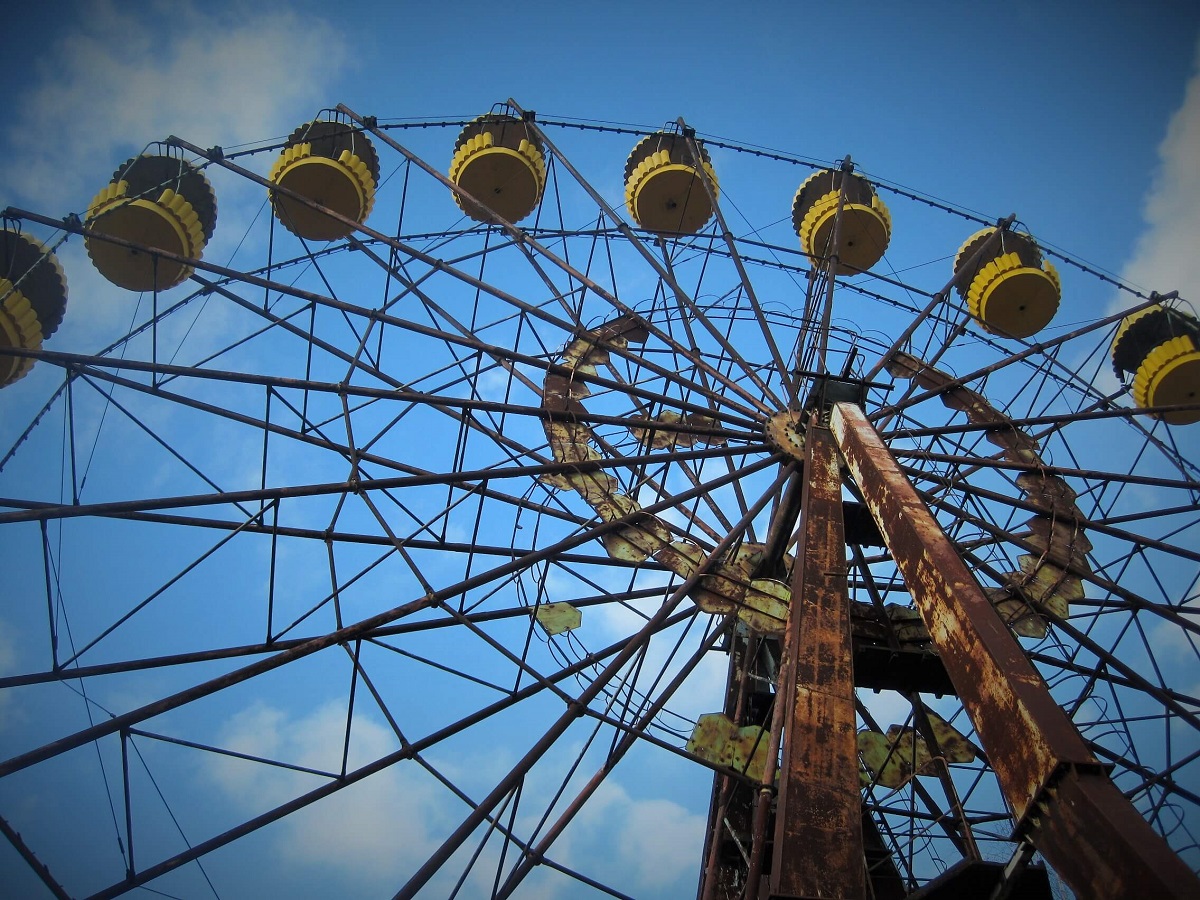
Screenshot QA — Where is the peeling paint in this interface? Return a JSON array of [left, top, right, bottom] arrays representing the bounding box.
[[885, 351, 1092, 637], [535, 602, 582, 636], [540, 317, 790, 634], [858, 712, 974, 789], [687, 713, 771, 781], [831, 400, 1097, 820], [628, 410, 727, 449]]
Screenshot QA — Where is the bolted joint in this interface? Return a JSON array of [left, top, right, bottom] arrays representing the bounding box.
[[765, 409, 807, 461]]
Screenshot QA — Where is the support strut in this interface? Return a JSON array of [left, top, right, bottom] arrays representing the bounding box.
[[769, 421, 865, 899], [830, 401, 1200, 900]]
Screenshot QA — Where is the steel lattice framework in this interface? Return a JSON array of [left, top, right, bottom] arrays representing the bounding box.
[[1, 102, 1199, 899]]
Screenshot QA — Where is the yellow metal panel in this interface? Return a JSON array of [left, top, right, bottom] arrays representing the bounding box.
[[271, 150, 374, 242], [687, 714, 770, 781], [85, 181, 202, 292], [534, 602, 582, 636], [449, 133, 546, 224]]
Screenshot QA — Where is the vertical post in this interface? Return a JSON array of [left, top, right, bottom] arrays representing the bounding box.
[[830, 400, 1200, 900], [696, 631, 757, 900], [769, 422, 865, 899], [814, 158, 852, 376]]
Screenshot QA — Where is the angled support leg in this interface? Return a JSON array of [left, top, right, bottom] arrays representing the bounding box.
[[830, 401, 1199, 900]]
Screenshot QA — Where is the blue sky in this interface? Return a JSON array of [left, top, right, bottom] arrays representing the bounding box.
[[3, 0, 1199, 302], [2, 2, 1200, 898], [1, 2, 1197, 359]]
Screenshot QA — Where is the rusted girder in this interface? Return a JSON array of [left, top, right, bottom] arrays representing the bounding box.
[[830, 401, 1200, 900], [696, 631, 760, 900], [769, 423, 865, 899]]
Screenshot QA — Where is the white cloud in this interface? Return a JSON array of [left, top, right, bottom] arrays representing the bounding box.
[[2, 1, 350, 213], [1114, 36, 1200, 309], [0, 618, 17, 728], [206, 700, 450, 894], [615, 790, 707, 890], [205, 700, 708, 898], [555, 778, 706, 896], [0, 1, 353, 382]]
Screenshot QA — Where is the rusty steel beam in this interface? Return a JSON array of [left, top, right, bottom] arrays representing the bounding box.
[[829, 401, 1200, 900], [0, 441, 766, 526], [0, 453, 779, 780], [7, 206, 762, 432], [5, 345, 746, 442], [697, 631, 758, 900], [769, 423, 865, 899]]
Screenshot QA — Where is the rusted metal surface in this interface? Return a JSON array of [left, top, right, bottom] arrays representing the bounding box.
[[628, 410, 727, 449], [848, 559, 952, 695], [886, 351, 1090, 637], [764, 409, 807, 460], [687, 714, 771, 782], [698, 632, 759, 900], [769, 423, 865, 899], [830, 400, 1200, 900], [540, 317, 790, 635], [1019, 764, 1200, 899], [857, 712, 974, 789], [833, 397, 1098, 807]]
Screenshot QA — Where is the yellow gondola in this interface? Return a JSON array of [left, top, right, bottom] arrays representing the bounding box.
[[270, 119, 379, 241], [449, 113, 546, 224], [792, 168, 891, 274], [0, 228, 68, 387], [85, 154, 217, 292], [1112, 303, 1200, 425], [953, 227, 1060, 338], [623, 131, 718, 235]]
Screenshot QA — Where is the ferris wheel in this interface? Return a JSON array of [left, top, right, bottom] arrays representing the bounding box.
[[1, 100, 1199, 899]]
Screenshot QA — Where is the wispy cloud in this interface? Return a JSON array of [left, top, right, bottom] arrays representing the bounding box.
[[0, 2, 352, 401], [554, 777, 707, 896], [1115, 36, 1200, 309], [207, 699, 707, 898], [1, 1, 350, 213], [207, 700, 450, 893]]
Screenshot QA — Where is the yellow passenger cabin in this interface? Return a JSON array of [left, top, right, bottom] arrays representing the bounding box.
[[270, 119, 379, 241], [953, 227, 1060, 339], [0, 228, 68, 387], [792, 168, 891, 274], [1112, 303, 1200, 424], [449, 113, 546, 224], [623, 131, 718, 235], [84, 154, 217, 292]]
